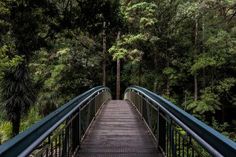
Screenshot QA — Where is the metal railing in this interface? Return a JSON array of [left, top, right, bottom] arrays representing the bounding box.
[[124, 86, 236, 157], [0, 86, 111, 157]]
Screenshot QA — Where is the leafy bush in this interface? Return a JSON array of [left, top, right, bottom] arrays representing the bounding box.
[[0, 121, 12, 144]]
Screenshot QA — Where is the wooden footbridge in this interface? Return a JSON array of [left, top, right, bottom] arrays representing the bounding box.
[[0, 86, 236, 157], [78, 100, 161, 157]]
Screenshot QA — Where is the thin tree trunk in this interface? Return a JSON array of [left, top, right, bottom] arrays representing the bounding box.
[[116, 32, 121, 100], [102, 22, 107, 86], [194, 74, 198, 101], [194, 17, 198, 101], [116, 59, 120, 100], [203, 68, 206, 88], [153, 79, 157, 92], [184, 90, 187, 103]]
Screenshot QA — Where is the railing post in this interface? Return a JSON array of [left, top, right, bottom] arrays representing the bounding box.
[[141, 96, 143, 117], [170, 120, 176, 157], [78, 110, 81, 147], [142, 97, 145, 119], [86, 101, 91, 129], [159, 112, 166, 154], [95, 96, 97, 115], [146, 102, 151, 126], [62, 125, 69, 156], [71, 113, 79, 153], [157, 106, 160, 148]]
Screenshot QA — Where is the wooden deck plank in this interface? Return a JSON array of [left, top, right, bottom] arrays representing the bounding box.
[[77, 100, 162, 157]]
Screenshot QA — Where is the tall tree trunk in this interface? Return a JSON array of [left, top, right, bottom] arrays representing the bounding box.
[[116, 59, 120, 100], [116, 32, 121, 100], [11, 112, 21, 137], [138, 63, 141, 86], [166, 50, 170, 96], [202, 17, 206, 88], [153, 51, 158, 92], [102, 22, 107, 86], [194, 17, 198, 101]]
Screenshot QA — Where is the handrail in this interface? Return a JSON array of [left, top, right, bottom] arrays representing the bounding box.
[[125, 86, 236, 157], [0, 86, 111, 157]]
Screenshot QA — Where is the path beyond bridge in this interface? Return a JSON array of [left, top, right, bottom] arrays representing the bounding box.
[[78, 100, 162, 157]]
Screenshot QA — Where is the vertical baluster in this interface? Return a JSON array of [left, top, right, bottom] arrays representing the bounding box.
[[187, 135, 189, 157], [141, 95, 143, 116], [79, 110, 81, 147], [76, 113, 79, 151], [170, 122, 176, 157], [71, 114, 75, 153], [159, 113, 166, 155], [55, 137, 57, 157], [68, 124, 71, 157], [93, 99, 95, 120], [182, 135, 185, 157], [192, 148, 195, 157], [67, 125, 69, 157], [167, 121, 169, 157], [59, 133, 61, 157], [174, 127, 177, 157], [95, 96, 97, 115], [156, 107, 160, 147], [68, 124, 71, 156], [46, 147, 49, 157], [62, 129, 67, 156], [190, 137, 194, 157], [50, 136, 53, 157], [178, 131, 180, 156], [147, 103, 151, 127], [86, 102, 91, 130], [46, 137, 49, 157]]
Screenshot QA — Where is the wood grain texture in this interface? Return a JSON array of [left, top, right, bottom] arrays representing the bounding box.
[[77, 100, 162, 157]]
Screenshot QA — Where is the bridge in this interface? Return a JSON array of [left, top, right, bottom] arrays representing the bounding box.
[[0, 86, 236, 157]]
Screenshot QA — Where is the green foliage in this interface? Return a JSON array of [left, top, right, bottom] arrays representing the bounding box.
[[123, 2, 158, 31], [0, 46, 23, 78], [20, 107, 41, 131], [118, 2, 236, 141], [0, 121, 12, 144], [109, 34, 146, 61], [162, 67, 181, 86], [0, 0, 122, 138], [216, 78, 236, 93], [186, 88, 221, 115], [29, 30, 101, 116], [191, 54, 217, 74], [0, 0, 235, 143], [109, 46, 128, 60], [211, 118, 229, 136]]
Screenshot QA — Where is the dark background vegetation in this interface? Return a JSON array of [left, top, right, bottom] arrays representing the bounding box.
[[0, 0, 235, 143]]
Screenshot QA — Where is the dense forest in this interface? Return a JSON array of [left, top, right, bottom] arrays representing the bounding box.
[[0, 0, 235, 144]]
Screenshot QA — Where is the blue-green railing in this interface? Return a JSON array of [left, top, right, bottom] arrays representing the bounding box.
[[0, 86, 111, 157], [1, 85, 235, 157], [125, 86, 236, 157]]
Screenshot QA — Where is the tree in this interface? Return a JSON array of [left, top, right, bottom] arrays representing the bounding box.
[[0, 0, 57, 136]]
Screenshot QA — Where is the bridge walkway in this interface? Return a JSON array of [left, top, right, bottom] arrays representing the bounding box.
[[77, 100, 162, 157]]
